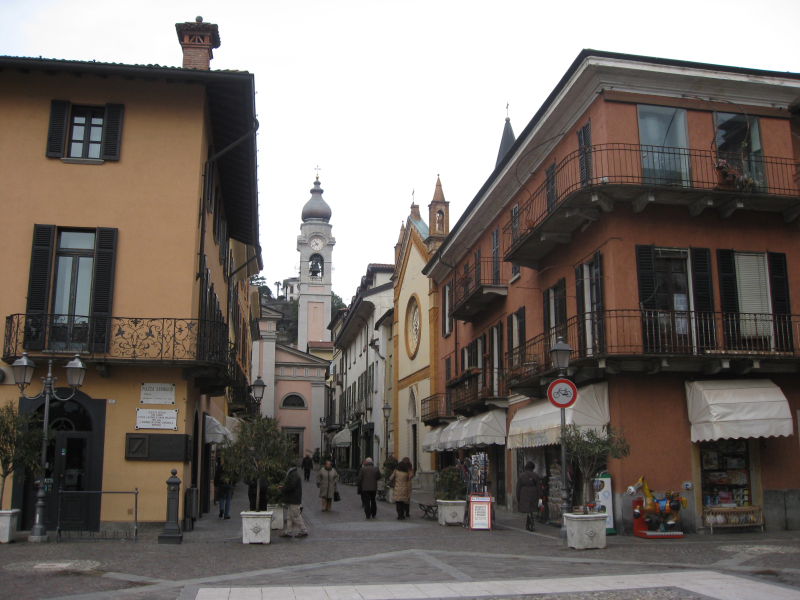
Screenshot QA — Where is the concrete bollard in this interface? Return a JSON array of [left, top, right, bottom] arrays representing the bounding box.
[[158, 468, 183, 544]]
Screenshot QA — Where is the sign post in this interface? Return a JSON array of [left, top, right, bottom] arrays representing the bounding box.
[[548, 378, 578, 529]]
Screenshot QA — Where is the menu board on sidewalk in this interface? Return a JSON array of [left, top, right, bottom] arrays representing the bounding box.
[[469, 494, 493, 530]]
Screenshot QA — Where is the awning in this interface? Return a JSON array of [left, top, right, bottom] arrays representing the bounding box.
[[332, 428, 351, 448], [507, 382, 609, 449], [204, 415, 233, 444], [439, 419, 467, 451], [685, 379, 794, 442], [460, 409, 507, 447], [422, 425, 446, 452]]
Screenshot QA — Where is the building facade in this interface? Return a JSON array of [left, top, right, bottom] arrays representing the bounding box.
[[425, 50, 800, 532], [0, 18, 261, 531]]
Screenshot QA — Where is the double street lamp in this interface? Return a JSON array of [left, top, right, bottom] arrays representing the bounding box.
[[549, 336, 573, 537], [11, 352, 87, 543]]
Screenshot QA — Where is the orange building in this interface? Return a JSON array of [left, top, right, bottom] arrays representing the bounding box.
[[424, 50, 800, 532], [0, 18, 261, 535]]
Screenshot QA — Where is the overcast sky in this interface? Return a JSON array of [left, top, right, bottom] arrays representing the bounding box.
[[3, 0, 799, 303]]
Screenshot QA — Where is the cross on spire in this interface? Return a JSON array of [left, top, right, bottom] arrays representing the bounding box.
[[314, 165, 321, 180]]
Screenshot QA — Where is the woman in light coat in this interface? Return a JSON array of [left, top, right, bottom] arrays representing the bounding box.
[[389, 459, 412, 520], [316, 459, 339, 512]]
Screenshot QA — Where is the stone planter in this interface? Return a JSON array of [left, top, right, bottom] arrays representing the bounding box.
[[437, 499, 466, 526], [564, 513, 607, 549], [266, 504, 284, 530], [240, 510, 273, 544], [0, 509, 20, 543]]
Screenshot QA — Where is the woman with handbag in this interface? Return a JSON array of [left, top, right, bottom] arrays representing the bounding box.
[[389, 459, 412, 520], [316, 459, 340, 512]]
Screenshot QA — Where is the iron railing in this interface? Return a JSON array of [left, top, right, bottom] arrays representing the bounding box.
[[505, 309, 799, 383], [3, 313, 229, 365], [449, 375, 480, 413], [421, 393, 452, 423], [454, 257, 507, 309], [503, 143, 800, 258]]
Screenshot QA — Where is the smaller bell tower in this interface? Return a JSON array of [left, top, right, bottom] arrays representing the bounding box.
[[426, 176, 449, 251]]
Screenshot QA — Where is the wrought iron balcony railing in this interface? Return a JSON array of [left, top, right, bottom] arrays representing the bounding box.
[[505, 309, 799, 385], [452, 257, 509, 320], [503, 143, 800, 260], [3, 313, 229, 365], [421, 393, 453, 424]]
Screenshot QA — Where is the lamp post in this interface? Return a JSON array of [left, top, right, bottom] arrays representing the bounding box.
[[319, 417, 326, 458], [249, 375, 265, 415], [549, 336, 572, 539], [11, 352, 87, 543], [382, 401, 391, 466]]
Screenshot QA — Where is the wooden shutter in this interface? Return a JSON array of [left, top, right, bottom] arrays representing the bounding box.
[[768, 252, 792, 351], [517, 306, 526, 347], [636, 245, 657, 309], [578, 122, 592, 186], [507, 314, 514, 358], [101, 104, 124, 161], [24, 224, 56, 350], [690, 248, 715, 350], [717, 249, 739, 314], [46, 100, 70, 158], [554, 279, 567, 331], [496, 322, 504, 368], [90, 228, 118, 352], [591, 252, 606, 353], [575, 264, 586, 354]]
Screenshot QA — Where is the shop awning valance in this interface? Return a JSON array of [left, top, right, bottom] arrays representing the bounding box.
[[332, 428, 352, 448], [507, 382, 609, 449], [439, 419, 466, 451], [204, 415, 234, 444], [422, 425, 446, 452], [685, 379, 794, 442], [460, 409, 507, 447]]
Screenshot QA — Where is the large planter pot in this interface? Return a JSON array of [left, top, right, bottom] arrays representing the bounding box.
[[266, 504, 284, 530], [437, 499, 466, 526], [564, 513, 607, 549], [240, 510, 273, 544], [0, 509, 20, 543]]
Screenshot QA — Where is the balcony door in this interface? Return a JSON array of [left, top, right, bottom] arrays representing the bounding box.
[[638, 105, 690, 186], [576, 252, 605, 357], [51, 231, 95, 352]]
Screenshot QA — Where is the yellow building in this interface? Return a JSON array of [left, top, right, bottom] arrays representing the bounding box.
[[0, 18, 261, 535], [391, 179, 449, 483]]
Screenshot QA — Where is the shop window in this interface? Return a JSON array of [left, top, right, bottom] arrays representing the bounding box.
[[700, 440, 752, 508]]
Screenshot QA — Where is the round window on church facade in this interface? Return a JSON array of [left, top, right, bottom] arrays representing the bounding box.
[[405, 294, 421, 359]]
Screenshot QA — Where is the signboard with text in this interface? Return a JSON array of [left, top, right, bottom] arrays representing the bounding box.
[[469, 494, 493, 530], [140, 383, 176, 405], [136, 408, 178, 430]]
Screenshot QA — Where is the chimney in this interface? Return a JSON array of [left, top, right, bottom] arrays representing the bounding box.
[[175, 16, 221, 70]]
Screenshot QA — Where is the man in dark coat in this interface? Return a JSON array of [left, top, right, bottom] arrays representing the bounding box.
[[356, 457, 382, 519], [516, 461, 542, 531], [279, 466, 308, 538], [301, 453, 314, 481]]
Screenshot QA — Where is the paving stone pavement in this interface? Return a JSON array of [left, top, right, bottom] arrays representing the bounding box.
[[0, 477, 799, 600]]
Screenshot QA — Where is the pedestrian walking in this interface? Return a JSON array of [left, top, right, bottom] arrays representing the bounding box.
[[400, 456, 414, 517], [356, 457, 382, 519], [279, 465, 308, 538], [389, 459, 412, 520], [301, 453, 314, 482], [214, 457, 235, 520], [316, 459, 339, 512], [516, 461, 542, 531]]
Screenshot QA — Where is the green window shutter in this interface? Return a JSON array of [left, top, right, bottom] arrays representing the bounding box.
[[635, 245, 657, 310], [24, 224, 56, 350], [101, 104, 124, 161], [46, 100, 70, 158], [768, 252, 792, 352], [90, 228, 118, 352], [717, 249, 739, 314]]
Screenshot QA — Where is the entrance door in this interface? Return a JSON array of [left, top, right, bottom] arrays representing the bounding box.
[[51, 432, 96, 531]]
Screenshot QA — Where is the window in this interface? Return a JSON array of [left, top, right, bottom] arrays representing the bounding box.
[[576, 252, 605, 356], [46, 100, 124, 161], [491, 228, 500, 284], [442, 283, 453, 336], [507, 307, 526, 368], [638, 105, 689, 185], [577, 122, 592, 186], [715, 113, 764, 188], [24, 225, 117, 353], [545, 164, 557, 211], [281, 394, 306, 409], [543, 280, 566, 350]]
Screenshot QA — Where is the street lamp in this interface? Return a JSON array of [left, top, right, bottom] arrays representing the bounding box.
[[11, 352, 86, 543], [549, 336, 572, 539], [249, 376, 265, 414], [382, 401, 391, 465]]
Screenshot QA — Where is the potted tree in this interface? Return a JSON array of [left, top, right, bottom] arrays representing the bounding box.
[[220, 415, 294, 544], [561, 424, 630, 549], [0, 404, 40, 543], [435, 465, 467, 526]]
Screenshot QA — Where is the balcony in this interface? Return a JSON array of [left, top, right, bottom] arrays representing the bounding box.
[[421, 393, 454, 425], [506, 309, 800, 393], [446, 366, 508, 416], [503, 144, 800, 268], [452, 258, 508, 321], [3, 313, 228, 367]]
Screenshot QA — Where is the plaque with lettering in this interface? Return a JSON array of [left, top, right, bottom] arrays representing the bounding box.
[[136, 408, 179, 430], [140, 383, 176, 405]]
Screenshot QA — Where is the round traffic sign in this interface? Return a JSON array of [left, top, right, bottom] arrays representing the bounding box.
[[547, 378, 578, 409]]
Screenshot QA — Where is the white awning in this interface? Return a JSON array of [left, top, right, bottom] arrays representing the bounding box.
[[685, 379, 794, 442], [507, 382, 609, 449], [460, 409, 507, 447], [422, 425, 446, 452], [204, 415, 233, 444], [439, 419, 467, 451], [332, 428, 351, 448]]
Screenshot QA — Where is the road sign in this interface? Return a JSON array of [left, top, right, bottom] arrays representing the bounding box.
[[547, 378, 578, 409]]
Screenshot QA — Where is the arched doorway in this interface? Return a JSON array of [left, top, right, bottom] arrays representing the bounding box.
[[14, 390, 106, 532]]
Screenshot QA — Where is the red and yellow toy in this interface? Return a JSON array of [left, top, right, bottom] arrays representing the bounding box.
[[626, 476, 687, 539]]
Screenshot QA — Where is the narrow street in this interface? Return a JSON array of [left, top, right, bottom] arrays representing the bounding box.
[[1, 477, 799, 599]]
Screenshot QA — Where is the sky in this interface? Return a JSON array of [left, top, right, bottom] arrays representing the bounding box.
[[2, 0, 799, 303]]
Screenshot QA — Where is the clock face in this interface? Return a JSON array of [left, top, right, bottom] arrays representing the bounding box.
[[309, 236, 324, 251], [405, 296, 421, 358]]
